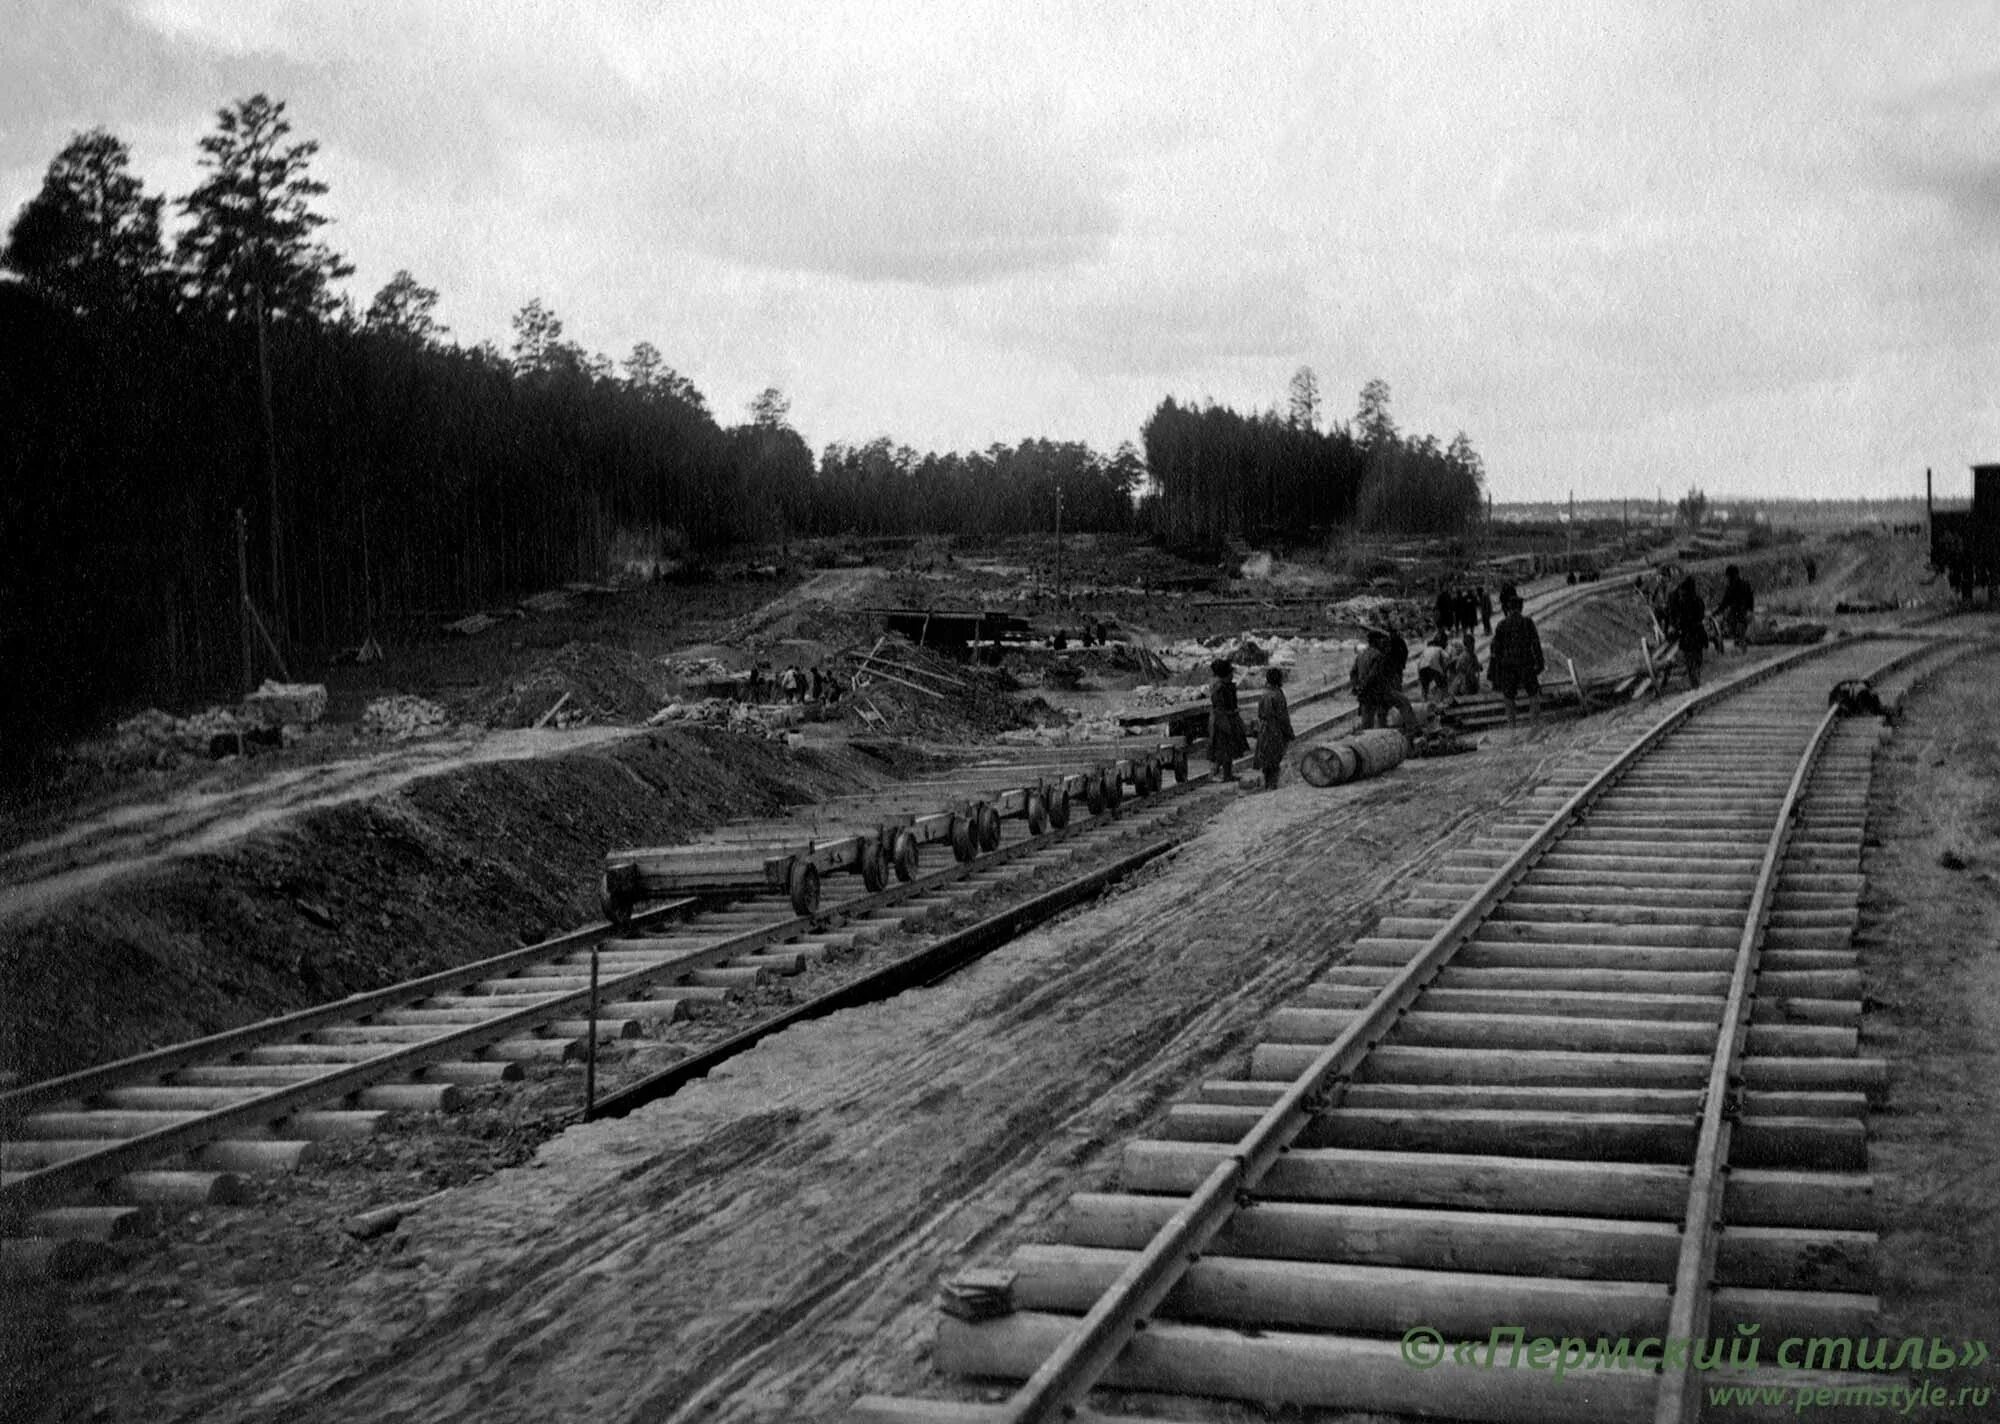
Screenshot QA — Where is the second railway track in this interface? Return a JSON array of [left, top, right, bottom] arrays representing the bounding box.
[[0, 743, 1213, 1260], [856, 630, 1958, 1424]]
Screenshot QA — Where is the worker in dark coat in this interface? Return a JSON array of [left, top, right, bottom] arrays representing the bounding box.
[[1668, 576, 1709, 688], [1718, 565, 1755, 650], [1352, 626, 1418, 741], [1487, 590, 1545, 727], [1250, 666, 1296, 790], [1207, 658, 1249, 782]]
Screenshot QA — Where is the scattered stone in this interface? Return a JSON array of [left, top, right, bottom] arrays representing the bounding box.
[[359, 695, 452, 740]]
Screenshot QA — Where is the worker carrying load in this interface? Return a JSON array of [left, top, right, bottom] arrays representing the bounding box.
[[1351, 625, 1418, 744]]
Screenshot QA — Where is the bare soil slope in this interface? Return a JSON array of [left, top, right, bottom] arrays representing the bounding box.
[[0, 730, 891, 1081]]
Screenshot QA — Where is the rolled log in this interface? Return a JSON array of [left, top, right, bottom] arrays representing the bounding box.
[[935, 1312, 1653, 1422], [1117, 1142, 1875, 1228], [1004, 1243, 1872, 1341], [1059, 1194, 1873, 1292]]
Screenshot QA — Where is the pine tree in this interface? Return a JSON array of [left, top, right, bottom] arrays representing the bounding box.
[[364, 269, 447, 344], [176, 93, 354, 323], [3, 128, 168, 315]]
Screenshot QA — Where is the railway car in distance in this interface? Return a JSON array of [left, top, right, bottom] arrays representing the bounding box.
[[1930, 463, 2000, 600]]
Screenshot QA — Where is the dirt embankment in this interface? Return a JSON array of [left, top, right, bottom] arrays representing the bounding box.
[[1856, 649, 2000, 1348], [0, 731, 894, 1082]]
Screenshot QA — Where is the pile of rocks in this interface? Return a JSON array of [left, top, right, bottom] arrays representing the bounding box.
[[360, 695, 454, 740], [996, 711, 1130, 746], [662, 655, 736, 683], [644, 698, 805, 738], [105, 706, 247, 767]]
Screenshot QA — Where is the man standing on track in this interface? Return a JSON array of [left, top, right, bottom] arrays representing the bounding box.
[[1668, 575, 1709, 688], [1718, 565, 1756, 651], [1487, 589, 1545, 727]]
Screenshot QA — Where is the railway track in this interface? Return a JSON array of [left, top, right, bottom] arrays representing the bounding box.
[[854, 631, 1955, 1424], [0, 575, 1777, 1266], [0, 746, 1214, 1263]]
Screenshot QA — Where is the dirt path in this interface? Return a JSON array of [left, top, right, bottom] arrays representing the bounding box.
[[0, 727, 640, 927], [180, 715, 1636, 1424], [0, 573, 891, 929], [1855, 649, 2000, 1349], [719, 567, 887, 644]]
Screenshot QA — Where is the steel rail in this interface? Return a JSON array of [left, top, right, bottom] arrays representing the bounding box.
[[0, 899, 695, 1124], [974, 636, 1844, 1424], [1651, 637, 1933, 1424], [585, 833, 1188, 1121], [1, 763, 1203, 1223]]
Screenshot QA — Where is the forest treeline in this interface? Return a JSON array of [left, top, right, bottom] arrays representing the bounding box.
[[1, 95, 1483, 758], [1143, 373, 1486, 547]]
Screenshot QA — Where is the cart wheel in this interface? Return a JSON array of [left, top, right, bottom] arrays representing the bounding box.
[[1173, 747, 1189, 782], [951, 813, 976, 862], [892, 829, 920, 881], [977, 803, 1002, 852], [1048, 790, 1070, 829], [1026, 793, 1048, 835], [1104, 770, 1124, 809], [860, 840, 888, 893], [1142, 757, 1161, 795], [788, 861, 820, 917], [1084, 774, 1107, 815]]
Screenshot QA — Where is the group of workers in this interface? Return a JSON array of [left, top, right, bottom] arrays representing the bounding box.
[[1198, 561, 1769, 790], [1205, 658, 1294, 791], [745, 661, 843, 705], [1649, 564, 1756, 689], [1432, 584, 1494, 638]]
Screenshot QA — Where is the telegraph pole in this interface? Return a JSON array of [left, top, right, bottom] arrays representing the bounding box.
[[253, 279, 282, 646], [1053, 486, 1064, 607], [237, 508, 253, 694]]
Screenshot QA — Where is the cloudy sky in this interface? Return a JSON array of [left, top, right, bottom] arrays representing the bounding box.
[[6, 0, 1997, 501]]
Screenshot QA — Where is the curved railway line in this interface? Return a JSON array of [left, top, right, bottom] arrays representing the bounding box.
[[853, 630, 1960, 1424], [0, 758, 1198, 1255]]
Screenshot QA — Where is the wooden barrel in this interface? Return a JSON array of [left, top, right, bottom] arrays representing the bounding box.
[[1349, 729, 1407, 779]]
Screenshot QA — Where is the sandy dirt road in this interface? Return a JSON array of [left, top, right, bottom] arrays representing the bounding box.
[[0, 571, 894, 928], [200, 715, 1635, 1424], [0, 726, 642, 926]]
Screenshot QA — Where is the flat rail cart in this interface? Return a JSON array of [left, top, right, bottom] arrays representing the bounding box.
[[599, 740, 1184, 926]]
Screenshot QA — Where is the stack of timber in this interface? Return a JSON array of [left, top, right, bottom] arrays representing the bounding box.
[[1439, 666, 1647, 731]]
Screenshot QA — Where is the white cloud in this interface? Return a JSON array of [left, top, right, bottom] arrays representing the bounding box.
[[3, 0, 1997, 496]]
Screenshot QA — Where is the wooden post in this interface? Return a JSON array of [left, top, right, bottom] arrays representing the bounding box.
[[584, 942, 601, 1118], [1053, 486, 1064, 609], [236, 507, 253, 695], [253, 281, 282, 644]]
